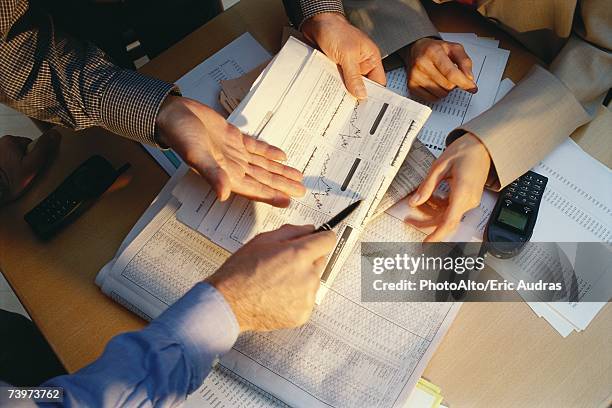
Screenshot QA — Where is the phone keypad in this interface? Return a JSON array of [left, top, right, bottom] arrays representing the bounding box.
[[27, 189, 80, 225], [503, 171, 548, 213]]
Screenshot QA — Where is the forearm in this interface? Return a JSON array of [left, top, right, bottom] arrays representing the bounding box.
[[449, 17, 611, 189], [449, 66, 592, 189], [0, 0, 176, 144], [42, 283, 239, 407]]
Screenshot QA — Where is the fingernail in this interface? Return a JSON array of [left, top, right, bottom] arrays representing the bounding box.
[[409, 193, 420, 206], [355, 86, 367, 100]]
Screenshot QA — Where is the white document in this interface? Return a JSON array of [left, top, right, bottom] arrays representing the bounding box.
[[183, 365, 289, 408], [527, 302, 575, 337], [143, 32, 272, 175], [405, 388, 440, 408], [385, 34, 509, 157], [526, 140, 612, 334], [0, 104, 40, 137], [440, 32, 499, 49], [531, 139, 612, 243], [97, 186, 459, 408], [173, 37, 431, 300]]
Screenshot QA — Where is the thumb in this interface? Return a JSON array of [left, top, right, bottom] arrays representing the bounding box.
[[190, 150, 232, 201], [204, 166, 231, 201], [22, 129, 61, 178], [340, 57, 367, 100]]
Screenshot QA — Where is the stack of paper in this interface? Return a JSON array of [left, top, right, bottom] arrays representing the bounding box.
[[406, 378, 446, 408], [525, 140, 612, 336]]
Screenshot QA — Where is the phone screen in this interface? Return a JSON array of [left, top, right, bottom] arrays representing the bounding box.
[[497, 207, 528, 232]]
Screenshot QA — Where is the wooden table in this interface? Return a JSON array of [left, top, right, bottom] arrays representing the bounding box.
[[0, 1, 610, 407]]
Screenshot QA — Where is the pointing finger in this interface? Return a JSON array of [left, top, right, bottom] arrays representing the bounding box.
[[448, 43, 476, 83], [424, 183, 474, 242], [434, 46, 476, 91], [290, 230, 337, 261], [254, 224, 315, 244]]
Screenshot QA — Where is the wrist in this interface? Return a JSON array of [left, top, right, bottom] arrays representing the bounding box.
[[463, 132, 491, 163], [301, 12, 348, 43], [155, 95, 183, 147], [206, 276, 253, 333]]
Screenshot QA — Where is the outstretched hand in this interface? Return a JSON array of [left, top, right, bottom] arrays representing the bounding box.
[[301, 12, 386, 99], [156, 96, 306, 207]]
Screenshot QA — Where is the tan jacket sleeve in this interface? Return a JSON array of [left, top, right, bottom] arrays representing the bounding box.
[[343, 0, 439, 58], [451, 0, 612, 189]]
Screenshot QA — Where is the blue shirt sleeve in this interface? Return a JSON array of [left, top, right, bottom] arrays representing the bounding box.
[[41, 282, 239, 407]]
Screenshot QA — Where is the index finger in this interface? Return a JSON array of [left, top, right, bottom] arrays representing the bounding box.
[[242, 135, 287, 161], [433, 51, 476, 92], [362, 55, 386, 87], [290, 230, 337, 261], [424, 185, 474, 242], [447, 44, 475, 82], [253, 224, 315, 244]]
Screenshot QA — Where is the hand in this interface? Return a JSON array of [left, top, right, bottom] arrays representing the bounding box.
[[407, 133, 490, 242], [301, 12, 386, 99], [156, 96, 306, 207], [0, 129, 61, 205], [402, 38, 477, 102], [207, 224, 336, 332]]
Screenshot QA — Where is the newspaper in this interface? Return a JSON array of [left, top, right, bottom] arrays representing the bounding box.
[[172, 37, 431, 301], [96, 185, 460, 408]]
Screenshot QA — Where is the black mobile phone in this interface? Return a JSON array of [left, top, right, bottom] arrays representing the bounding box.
[[24, 155, 130, 240], [484, 170, 548, 258]]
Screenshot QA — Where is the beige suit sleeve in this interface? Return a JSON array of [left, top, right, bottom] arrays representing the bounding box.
[[343, 0, 439, 58], [451, 0, 612, 189]]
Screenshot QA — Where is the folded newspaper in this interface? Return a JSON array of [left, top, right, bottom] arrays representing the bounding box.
[[172, 37, 431, 301], [95, 37, 463, 407]]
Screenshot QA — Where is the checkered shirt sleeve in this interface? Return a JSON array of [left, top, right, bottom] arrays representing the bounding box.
[[0, 0, 176, 145], [282, 0, 345, 29]]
